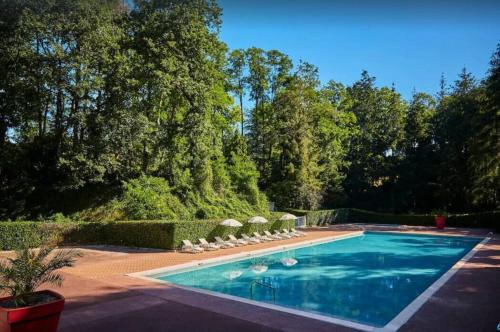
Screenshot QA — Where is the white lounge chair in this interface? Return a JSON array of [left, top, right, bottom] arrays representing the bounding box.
[[264, 230, 282, 240], [228, 234, 248, 246], [254, 232, 273, 241], [283, 229, 300, 238], [181, 240, 204, 253], [241, 233, 261, 244], [199, 238, 220, 250], [291, 228, 307, 237], [274, 230, 291, 239], [215, 236, 235, 248]]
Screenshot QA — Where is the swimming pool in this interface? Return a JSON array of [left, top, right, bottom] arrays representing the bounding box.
[[147, 232, 483, 329]]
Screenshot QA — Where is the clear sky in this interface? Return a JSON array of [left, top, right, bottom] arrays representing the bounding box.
[[218, 0, 500, 99]]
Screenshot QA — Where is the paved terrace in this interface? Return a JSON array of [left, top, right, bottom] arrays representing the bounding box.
[[1, 226, 499, 332]]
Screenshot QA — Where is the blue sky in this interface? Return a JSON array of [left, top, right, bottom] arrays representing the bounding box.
[[218, 0, 500, 99]]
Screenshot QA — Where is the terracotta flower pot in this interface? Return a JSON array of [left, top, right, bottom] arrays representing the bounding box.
[[435, 215, 446, 230], [0, 290, 65, 332]]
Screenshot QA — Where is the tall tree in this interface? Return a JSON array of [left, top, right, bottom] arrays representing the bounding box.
[[343, 71, 407, 210], [227, 49, 247, 135], [315, 81, 357, 207], [246, 48, 292, 187], [400, 92, 437, 211], [269, 63, 323, 209], [266, 50, 293, 99], [434, 68, 480, 211], [467, 45, 500, 208]]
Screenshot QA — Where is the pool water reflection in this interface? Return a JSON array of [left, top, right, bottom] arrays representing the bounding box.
[[156, 232, 481, 327]]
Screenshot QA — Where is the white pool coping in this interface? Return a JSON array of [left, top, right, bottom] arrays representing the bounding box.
[[128, 231, 490, 332], [375, 235, 490, 332], [128, 231, 364, 278]]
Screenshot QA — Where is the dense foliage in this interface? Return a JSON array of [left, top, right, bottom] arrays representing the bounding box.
[[0, 0, 267, 220], [0, 0, 498, 220], [230, 47, 499, 213]]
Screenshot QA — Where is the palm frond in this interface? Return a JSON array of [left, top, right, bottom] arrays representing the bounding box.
[[0, 246, 82, 298]]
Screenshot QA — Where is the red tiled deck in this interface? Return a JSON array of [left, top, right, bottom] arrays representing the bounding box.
[[1, 226, 498, 331]]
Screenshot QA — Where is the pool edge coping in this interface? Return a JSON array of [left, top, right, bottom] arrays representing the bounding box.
[[128, 231, 364, 278], [127, 231, 489, 332], [374, 235, 490, 332]]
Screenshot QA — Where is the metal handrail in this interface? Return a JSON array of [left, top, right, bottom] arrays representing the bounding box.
[[249, 280, 276, 302]]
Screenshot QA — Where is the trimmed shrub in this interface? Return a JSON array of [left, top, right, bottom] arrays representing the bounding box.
[[348, 209, 435, 226], [447, 211, 499, 229], [0, 222, 76, 250], [348, 209, 499, 228], [97, 221, 174, 248], [170, 220, 222, 248], [289, 208, 499, 229], [0, 222, 47, 250], [4, 209, 494, 251], [0, 218, 296, 251], [0, 221, 172, 250], [63, 222, 108, 244]]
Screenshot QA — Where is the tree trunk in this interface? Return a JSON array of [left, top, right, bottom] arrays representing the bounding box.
[[240, 93, 244, 135], [141, 140, 149, 173], [71, 96, 80, 147], [54, 85, 65, 155], [36, 38, 43, 138], [0, 114, 6, 149], [42, 103, 49, 136], [72, 59, 82, 148]]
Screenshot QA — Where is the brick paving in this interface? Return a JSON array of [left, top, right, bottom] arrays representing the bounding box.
[[1, 226, 498, 331]]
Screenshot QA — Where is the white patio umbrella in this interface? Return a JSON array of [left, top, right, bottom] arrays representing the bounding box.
[[248, 216, 268, 224], [279, 213, 297, 220], [220, 219, 243, 227], [222, 270, 243, 280], [250, 264, 268, 274], [281, 258, 298, 267]]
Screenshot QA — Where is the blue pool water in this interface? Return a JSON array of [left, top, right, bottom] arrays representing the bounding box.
[[155, 232, 481, 327]]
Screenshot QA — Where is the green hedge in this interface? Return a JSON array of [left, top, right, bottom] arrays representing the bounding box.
[[287, 208, 499, 230], [349, 209, 499, 229], [348, 209, 436, 226], [447, 211, 500, 229], [4, 209, 495, 251], [0, 221, 171, 250], [0, 218, 296, 251], [0, 222, 61, 250]]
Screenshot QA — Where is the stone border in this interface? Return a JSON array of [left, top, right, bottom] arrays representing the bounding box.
[[374, 236, 490, 332], [129, 231, 488, 332], [161, 284, 375, 331], [129, 231, 371, 331], [128, 231, 364, 278]]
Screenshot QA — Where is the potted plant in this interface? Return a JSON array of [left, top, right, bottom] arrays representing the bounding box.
[[0, 246, 81, 332], [433, 210, 447, 230]]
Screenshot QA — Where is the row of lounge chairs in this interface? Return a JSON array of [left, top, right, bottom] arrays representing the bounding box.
[[181, 229, 307, 253]]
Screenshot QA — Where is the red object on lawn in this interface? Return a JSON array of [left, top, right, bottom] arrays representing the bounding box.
[[435, 215, 446, 229], [0, 290, 65, 332]]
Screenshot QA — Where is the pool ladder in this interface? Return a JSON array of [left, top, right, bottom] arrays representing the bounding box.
[[249, 280, 276, 302]]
